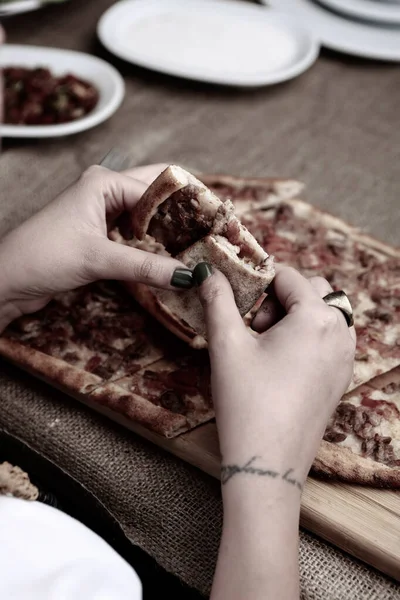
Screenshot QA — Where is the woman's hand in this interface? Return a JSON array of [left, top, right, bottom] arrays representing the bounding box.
[[195, 263, 356, 600], [197, 263, 355, 482], [0, 164, 192, 332]]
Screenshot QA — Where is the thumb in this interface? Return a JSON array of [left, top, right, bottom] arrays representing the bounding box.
[[194, 263, 246, 346], [86, 238, 193, 290]]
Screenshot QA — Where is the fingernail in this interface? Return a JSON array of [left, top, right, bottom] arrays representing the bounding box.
[[171, 268, 194, 289], [193, 262, 213, 286]]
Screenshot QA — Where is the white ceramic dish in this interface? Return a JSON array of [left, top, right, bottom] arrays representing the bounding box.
[[0, 0, 68, 17], [0, 45, 125, 138], [263, 0, 400, 61], [0, 0, 42, 16], [98, 0, 319, 87], [317, 0, 400, 25], [362, 0, 400, 4]]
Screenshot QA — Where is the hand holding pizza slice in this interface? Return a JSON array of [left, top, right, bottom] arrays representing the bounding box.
[[196, 263, 356, 478], [198, 263, 355, 600], [0, 164, 194, 333], [115, 165, 276, 348]]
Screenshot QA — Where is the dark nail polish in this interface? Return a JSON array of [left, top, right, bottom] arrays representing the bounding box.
[[193, 262, 213, 286], [171, 268, 194, 289]]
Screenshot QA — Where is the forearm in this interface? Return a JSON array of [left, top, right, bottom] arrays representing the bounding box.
[[211, 458, 302, 600]]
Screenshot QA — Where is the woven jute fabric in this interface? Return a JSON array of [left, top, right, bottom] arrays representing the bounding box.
[[0, 365, 399, 599], [1, 0, 400, 597]]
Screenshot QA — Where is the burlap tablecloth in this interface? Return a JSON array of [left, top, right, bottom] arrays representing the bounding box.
[[1, 1, 399, 597]]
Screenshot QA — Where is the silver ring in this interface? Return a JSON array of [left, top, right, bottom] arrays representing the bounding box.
[[322, 291, 354, 327]]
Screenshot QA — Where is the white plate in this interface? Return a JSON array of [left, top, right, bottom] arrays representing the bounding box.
[[97, 0, 319, 87], [0, 1, 42, 16], [0, 0, 68, 17], [263, 0, 400, 61], [0, 45, 125, 138], [317, 0, 400, 25]]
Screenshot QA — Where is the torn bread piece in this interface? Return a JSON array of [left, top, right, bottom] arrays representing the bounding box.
[[123, 230, 274, 349], [175, 201, 274, 321], [133, 165, 222, 255], [118, 166, 275, 347], [129, 229, 273, 348]]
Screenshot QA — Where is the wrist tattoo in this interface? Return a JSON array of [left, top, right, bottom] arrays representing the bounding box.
[[221, 456, 303, 491]]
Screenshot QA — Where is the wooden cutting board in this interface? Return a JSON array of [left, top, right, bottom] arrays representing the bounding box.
[[71, 392, 400, 582]]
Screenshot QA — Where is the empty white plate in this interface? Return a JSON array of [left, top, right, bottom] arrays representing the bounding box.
[[263, 0, 400, 61], [317, 0, 400, 25], [0, 1, 69, 17], [0, 45, 125, 138], [97, 0, 319, 87]]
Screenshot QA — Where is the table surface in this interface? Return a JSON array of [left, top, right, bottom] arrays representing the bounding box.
[[1, 1, 400, 598], [2, 0, 400, 243]]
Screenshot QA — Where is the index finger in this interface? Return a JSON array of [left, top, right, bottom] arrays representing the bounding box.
[[267, 265, 322, 313], [121, 164, 169, 186], [251, 265, 320, 331]]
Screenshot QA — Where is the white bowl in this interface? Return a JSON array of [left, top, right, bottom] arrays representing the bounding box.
[[0, 44, 125, 138]]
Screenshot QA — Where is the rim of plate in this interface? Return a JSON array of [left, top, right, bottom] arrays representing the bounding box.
[[97, 0, 320, 87], [317, 0, 400, 25], [0, 44, 125, 138], [0, 0, 71, 17], [263, 0, 400, 62]]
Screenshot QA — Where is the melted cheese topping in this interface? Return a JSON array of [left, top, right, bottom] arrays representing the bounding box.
[[383, 328, 400, 346], [353, 291, 376, 327], [333, 375, 400, 461], [352, 348, 382, 387], [278, 229, 298, 243]]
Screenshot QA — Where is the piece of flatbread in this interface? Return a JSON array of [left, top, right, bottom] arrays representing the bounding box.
[[236, 190, 400, 392], [0, 282, 209, 438], [118, 166, 276, 347], [133, 165, 223, 255], [313, 367, 400, 487]]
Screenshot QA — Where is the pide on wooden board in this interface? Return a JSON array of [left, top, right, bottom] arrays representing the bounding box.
[[0, 168, 399, 487]]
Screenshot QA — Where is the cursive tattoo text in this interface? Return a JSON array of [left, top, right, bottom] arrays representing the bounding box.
[[221, 456, 303, 491]]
